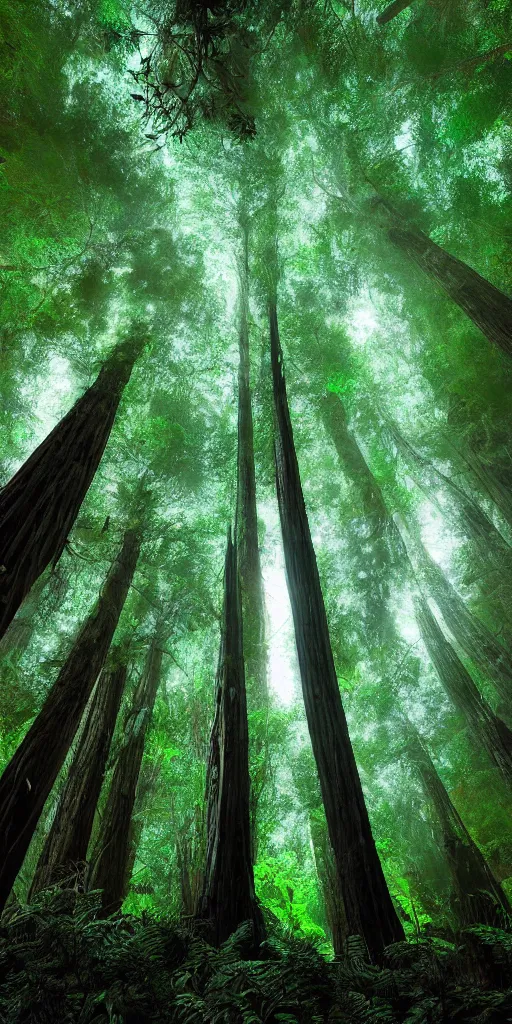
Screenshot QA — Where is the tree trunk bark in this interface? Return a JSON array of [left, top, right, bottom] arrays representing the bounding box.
[[0, 331, 145, 638], [196, 529, 265, 946], [309, 812, 347, 956], [0, 572, 49, 658], [0, 528, 140, 913], [29, 651, 129, 897], [387, 223, 512, 359], [376, 0, 415, 25], [124, 756, 163, 899], [416, 597, 512, 787], [270, 300, 404, 960], [412, 532, 512, 716], [88, 635, 162, 915], [405, 723, 511, 925], [235, 223, 268, 860]]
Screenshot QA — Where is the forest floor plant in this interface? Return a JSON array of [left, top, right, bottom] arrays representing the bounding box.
[[0, 888, 512, 1023]]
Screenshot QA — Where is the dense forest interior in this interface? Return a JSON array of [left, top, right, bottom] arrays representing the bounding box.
[[1, 0, 512, 1020]]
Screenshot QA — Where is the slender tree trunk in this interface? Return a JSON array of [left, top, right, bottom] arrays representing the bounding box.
[[309, 813, 347, 956], [270, 299, 404, 960], [0, 331, 145, 638], [88, 635, 162, 915], [0, 529, 140, 913], [29, 651, 129, 897], [376, 0, 415, 26], [197, 529, 265, 946], [385, 220, 512, 358], [416, 597, 512, 786], [406, 723, 511, 925], [124, 756, 163, 899], [235, 222, 268, 860], [0, 572, 49, 658], [460, 446, 512, 536], [410, 531, 512, 715]]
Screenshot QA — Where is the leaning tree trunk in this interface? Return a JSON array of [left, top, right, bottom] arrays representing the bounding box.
[[409, 530, 512, 716], [376, 0, 415, 24], [405, 723, 511, 926], [0, 572, 50, 659], [416, 598, 512, 787], [0, 330, 145, 638], [29, 650, 129, 897], [0, 528, 140, 913], [88, 635, 163, 914], [196, 529, 265, 946], [270, 298, 404, 960], [382, 212, 512, 358]]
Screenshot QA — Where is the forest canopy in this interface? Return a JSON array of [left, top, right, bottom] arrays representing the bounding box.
[[1, 0, 512, 1020]]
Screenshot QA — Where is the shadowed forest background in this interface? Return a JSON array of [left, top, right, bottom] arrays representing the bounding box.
[[1, 0, 512, 1020]]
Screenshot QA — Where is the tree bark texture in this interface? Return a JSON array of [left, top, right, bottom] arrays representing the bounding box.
[[0, 528, 140, 913], [406, 724, 511, 925], [416, 598, 512, 787], [309, 812, 347, 956], [197, 529, 265, 946], [388, 225, 512, 359], [235, 224, 268, 857], [270, 300, 404, 960], [376, 0, 415, 25], [414, 536, 512, 715], [29, 653, 129, 897], [0, 334, 144, 639], [88, 636, 162, 914]]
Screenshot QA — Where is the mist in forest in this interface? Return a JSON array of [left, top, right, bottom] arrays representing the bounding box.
[[1, 0, 512, 1020]]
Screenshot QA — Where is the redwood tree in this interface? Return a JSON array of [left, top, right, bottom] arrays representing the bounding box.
[[88, 633, 163, 914], [405, 722, 511, 925], [196, 529, 265, 946], [0, 528, 140, 913], [416, 597, 512, 787], [29, 650, 129, 897], [0, 330, 146, 639], [270, 296, 404, 959]]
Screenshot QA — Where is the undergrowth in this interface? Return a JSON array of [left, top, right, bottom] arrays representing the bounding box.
[[0, 889, 512, 1023]]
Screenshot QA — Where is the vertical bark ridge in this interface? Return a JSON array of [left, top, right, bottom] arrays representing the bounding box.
[[197, 528, 265, 946], [29, 649, 129, 897], [88, 634, 163, 915], [0, 528, 141, 913], [0, 332, 145, 638], [270, 299, 404, 960]]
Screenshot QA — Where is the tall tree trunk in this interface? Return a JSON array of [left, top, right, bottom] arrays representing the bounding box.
[[405, 723, 511, 925], [0, 528, 140, 913], [459, 446, 512, 536], [383, 215, 512, 358], [409, 529, 512, 715], [376, 0, 415, 26], [309, 812, 347, 956], [235, 221, 268, 860], [416, 597, 512, 786], [196, 529, 265, 946], [0, 572, 49, 659], [124, 756, 163, 900], [88, 634, 162, 915], [270, 299, 404, 960], [29, 650, 129, 897], [0, 331, 145, 638]]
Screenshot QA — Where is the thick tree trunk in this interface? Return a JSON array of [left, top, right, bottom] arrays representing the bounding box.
[[270, 300, 404, 960], [235, 224, 268, 859], [387, 223, 512, 358], [376, 0, 415, 25], [406, 724, 511, 925], [29, 651, 129, 897], [196, 529, 265, 946], [88, 635, 162, 915], [0, 529, 140, 913], [0, 332, 145, 638], [416, 598, 512, 786], [412, 533, 512, 715]]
